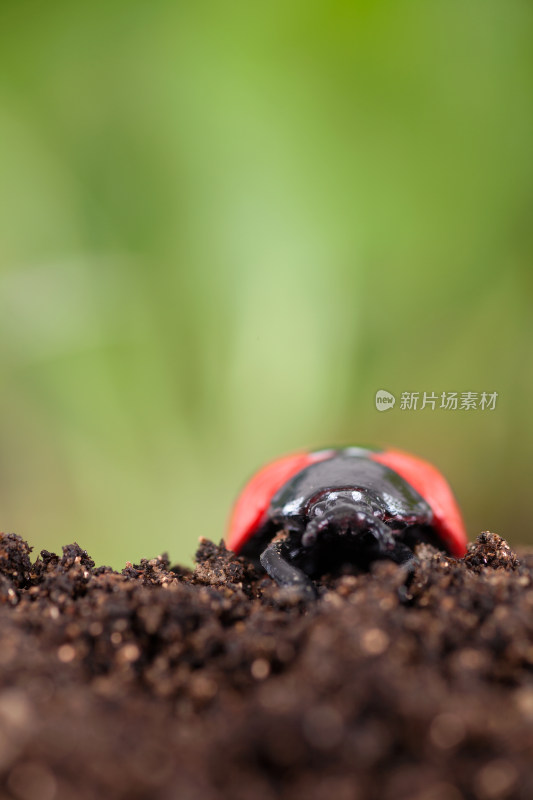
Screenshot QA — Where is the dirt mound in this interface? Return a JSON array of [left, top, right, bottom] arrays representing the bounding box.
[[0, 531, 532, 800]]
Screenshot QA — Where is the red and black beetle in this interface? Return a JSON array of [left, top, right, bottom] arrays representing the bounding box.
[[227, 446, 468, 598]]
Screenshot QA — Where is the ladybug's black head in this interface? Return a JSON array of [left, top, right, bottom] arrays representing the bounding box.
[[257, 479, 420, 593], [302, 489, 387, 550]]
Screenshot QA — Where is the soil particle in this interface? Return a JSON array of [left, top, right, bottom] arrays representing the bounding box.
[[1, 531, 533, 799]]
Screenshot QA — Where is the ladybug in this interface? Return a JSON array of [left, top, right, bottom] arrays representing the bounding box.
[[227, 446, 468, 598]]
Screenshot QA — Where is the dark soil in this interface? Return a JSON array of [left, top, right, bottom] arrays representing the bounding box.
[[1, 531, 533, 800]]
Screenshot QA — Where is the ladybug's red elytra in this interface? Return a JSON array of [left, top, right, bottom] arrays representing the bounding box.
[[227, 446, 468, 599]]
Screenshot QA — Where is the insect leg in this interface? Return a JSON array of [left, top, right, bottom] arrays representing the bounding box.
[[367, 524, 419, 583], [260, 541, 317, 601]]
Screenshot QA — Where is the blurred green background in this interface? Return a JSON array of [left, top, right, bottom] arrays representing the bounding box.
[[0, 1, 532, 568]]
